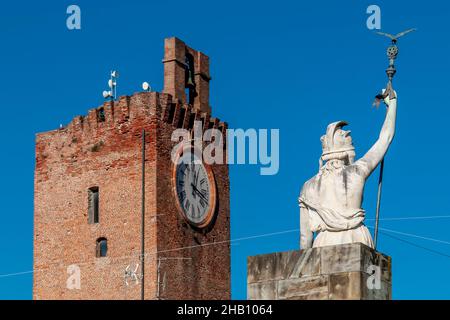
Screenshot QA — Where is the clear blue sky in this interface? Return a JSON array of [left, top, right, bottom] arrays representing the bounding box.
[[1, 0, 449, 299]]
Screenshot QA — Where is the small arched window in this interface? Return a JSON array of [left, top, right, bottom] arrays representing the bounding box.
[[96, 238, 108, 257], [97, 107, 106, 122]]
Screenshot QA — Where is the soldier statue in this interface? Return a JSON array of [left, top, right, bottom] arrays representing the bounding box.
[[299, 85, 397, 249]]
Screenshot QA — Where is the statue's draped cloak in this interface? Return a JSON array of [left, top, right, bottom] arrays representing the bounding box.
[[299, 196, 374, 248]]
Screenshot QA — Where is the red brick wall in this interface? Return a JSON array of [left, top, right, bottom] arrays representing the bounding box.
[[34, 93, 160, 299], [34, 92, 230, 299], [34, 38, 230, 300], [155, 111, 230, 300], [163, 37, 211, 114]]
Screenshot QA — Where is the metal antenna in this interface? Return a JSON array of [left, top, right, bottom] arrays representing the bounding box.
[[142, 82, 151, 92], [103, 70, 119, 100], [373, 28, 416, 249], [110, 70, 119, 100]]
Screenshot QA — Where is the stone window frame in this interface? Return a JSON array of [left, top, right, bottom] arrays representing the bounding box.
[[88, 186, 99, 224], [96, 237, 108, 258]]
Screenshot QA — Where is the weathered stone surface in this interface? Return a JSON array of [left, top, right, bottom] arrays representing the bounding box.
[[288, 247, 321, 279], [361, 245, 392, 283], [278, 276, 328, 300], [247, 243, 391, 300], [321, 243, 362, 275], [247, 252, 287, 283], [247, 281, 277, 300], [285, 290, 329, 300], [329, 272, 362, 300], [248, 248, 321, 284], [361, 273, 392, 300]]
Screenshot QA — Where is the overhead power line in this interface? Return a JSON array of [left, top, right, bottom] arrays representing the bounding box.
[[379, 230, 450, 260], [1, 216, 450, 279]]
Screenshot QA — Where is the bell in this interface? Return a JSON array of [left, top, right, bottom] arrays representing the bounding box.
[[186, 73, 195, 88]]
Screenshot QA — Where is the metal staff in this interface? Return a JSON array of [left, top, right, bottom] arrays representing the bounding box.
[[373, 28, 416, 249]]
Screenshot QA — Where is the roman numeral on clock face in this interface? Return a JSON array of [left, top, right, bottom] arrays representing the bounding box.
[[178, 190, 186, 203], [175, 151, 213, 226], [185, 199, 191, 212]]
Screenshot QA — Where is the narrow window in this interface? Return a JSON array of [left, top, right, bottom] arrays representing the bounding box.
[[97, 107, 106, 122], [88, 187, 99, 224], [96, 238, 108, 257], [184, 53, 197, 105]]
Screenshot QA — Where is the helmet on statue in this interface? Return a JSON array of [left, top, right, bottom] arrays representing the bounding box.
[[320, 121, 355, 168]]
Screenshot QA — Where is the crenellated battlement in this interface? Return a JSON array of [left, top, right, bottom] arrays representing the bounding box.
[[34, 89, 228, 185], [34, 93, 227, 180], [34, 37, 227, 178], [36, 36, 226, 145], [60, 91, 165, 138], [36, 90, 227, 142]]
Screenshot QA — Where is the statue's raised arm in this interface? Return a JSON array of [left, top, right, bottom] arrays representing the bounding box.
[[354, 87, 398, 177], [298, 85, 398, 250]]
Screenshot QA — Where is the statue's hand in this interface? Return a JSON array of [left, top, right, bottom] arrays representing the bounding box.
[[382, 87, 397, 107]]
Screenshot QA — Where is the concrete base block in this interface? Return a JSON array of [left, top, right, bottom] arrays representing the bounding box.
[[247, 243, 391, 300]]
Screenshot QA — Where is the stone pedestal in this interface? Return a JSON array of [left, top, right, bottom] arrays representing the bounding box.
[[247, 243, 391, 300]]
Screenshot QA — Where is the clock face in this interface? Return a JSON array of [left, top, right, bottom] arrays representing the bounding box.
[[174, 150, 216, 228]]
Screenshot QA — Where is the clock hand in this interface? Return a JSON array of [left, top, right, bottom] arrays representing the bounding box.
[[189, 164, 196, 198], [192, 166, 199, 187], [191, 183, 208, 203], [196, 190, 208, 204], [195, 167, 200, 186]]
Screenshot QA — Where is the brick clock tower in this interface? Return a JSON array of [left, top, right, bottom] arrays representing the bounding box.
[[33, 38, 230, 300]]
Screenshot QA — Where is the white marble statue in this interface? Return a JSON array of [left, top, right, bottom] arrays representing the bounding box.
[[299, 87, 397, 249]]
